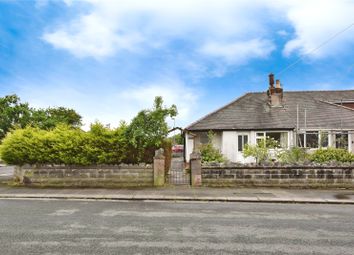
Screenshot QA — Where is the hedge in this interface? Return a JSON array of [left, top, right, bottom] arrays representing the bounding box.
[[309, 147, 354, 163], [0, 123, 158, 166]]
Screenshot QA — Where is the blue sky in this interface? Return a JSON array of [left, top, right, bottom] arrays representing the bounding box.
[[1, 0, 354, 129]]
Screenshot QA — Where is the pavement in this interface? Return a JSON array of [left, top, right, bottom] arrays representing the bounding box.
[[1, 165, 354, 204], [0, 185, 353, 204]]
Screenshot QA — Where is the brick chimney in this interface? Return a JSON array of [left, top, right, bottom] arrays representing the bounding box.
[[267, 73, 283, 107]]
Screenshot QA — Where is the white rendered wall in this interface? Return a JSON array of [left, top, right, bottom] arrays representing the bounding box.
[[185, 133, 194, 162], [212, 132, 222, 151], [221, 131, 238, 162]]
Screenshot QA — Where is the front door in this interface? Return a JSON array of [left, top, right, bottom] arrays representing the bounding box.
[[236, 133, 249, 163]]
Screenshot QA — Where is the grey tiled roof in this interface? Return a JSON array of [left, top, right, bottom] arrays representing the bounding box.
[[186, 90, 354, 131]]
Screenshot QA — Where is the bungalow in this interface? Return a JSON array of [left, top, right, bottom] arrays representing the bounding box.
[[184, 74, 354, 163]]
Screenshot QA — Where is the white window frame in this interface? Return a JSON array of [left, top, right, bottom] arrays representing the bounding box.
[[237, 134, 249, 152], [255, 131, 289, 148]]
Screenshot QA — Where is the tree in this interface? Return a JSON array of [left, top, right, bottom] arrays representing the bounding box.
[[170, 133, 183, 145], [0, 95, 32, 140], [125, 96, 177, 163], [31, 107, 82, 130], [0, 94, 82, 141]]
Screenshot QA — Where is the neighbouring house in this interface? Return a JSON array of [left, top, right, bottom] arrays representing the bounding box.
[[184, 74, 354, 163]]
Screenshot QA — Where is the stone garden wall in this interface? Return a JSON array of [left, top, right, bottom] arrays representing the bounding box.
[[201, 165, 354, 188], [15, 164, 154, 188]]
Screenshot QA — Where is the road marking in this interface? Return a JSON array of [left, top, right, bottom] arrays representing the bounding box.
[[49, 209, 79, 216]]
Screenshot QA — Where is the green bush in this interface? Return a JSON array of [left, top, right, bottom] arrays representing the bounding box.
[[84, 122, 128, 165], [0, 124, 129, 166], [243, 138, 279, 164], [200, 131, 225, 163], [0, 127, 48, 165], [0, 97, 177, 166], [200, 143, 225, 163], [277, 147, 308, 164], [309, 148, 354, 163]]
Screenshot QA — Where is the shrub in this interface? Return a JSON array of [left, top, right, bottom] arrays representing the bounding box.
[[0, 124, 129, 166], [243, 138, 279, 164], [85, 122, 128, 164], [277, 147, 308, 164], [200, 143, 225, 163], [0, 96, 177, 165], [309, 148, 354, 163], [200, 131, 225, 163], [0, 127, 46, 165], [243, 144, 267, 165]]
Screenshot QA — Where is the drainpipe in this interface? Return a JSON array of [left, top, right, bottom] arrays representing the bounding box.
[[304, 108, 307, 147], [296, 104, 299, 147], [183, 130, 186, 162]]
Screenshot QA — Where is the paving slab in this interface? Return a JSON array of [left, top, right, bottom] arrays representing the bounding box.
[[0, 186, 353, 204]]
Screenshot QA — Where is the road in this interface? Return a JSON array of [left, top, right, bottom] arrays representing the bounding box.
[[0, 200, 353, 255]]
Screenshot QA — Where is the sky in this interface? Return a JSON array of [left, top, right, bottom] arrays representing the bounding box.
[[1, 0, 354, 129]]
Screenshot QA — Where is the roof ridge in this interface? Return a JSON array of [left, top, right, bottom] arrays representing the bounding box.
[[247, 89, 354, 94], [286, 89, 354, 93]]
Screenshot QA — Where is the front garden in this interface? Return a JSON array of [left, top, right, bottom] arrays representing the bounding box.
[[200, 131, 354, 166]]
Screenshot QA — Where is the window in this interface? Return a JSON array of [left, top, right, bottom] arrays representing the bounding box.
[[335, 132, 348, 149], [266, 132, 288, 148], [298, 131, 319, 148], [254, 132, 288, 148], [320, 131, 328, 147], [256, 132, 265, 146], [306, 132, 318, 148], [198, 132, 209, 144], [238, 135, 248, 152], [297, 134, 305, 147]]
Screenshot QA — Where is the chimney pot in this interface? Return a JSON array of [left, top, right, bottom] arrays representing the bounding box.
[[269, 73, 274, 87], [267, 75, 284, 107]]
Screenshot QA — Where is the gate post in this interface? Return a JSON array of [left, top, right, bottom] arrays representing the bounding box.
[[154, 148, 165, 187], [190, 152, 202, 186]]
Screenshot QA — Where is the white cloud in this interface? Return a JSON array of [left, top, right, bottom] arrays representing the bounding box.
[[281, 0, 354, 58], [43, 0, 274, 63], [43, 11, 144, 58], [199, 39, 275, 64], [42, 0, 354, 61]]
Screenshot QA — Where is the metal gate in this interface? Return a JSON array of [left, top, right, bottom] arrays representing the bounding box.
[[169, 157, 190, 185]]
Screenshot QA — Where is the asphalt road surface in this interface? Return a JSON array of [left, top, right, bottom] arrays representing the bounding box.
[[0, 199, 353, 255]]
